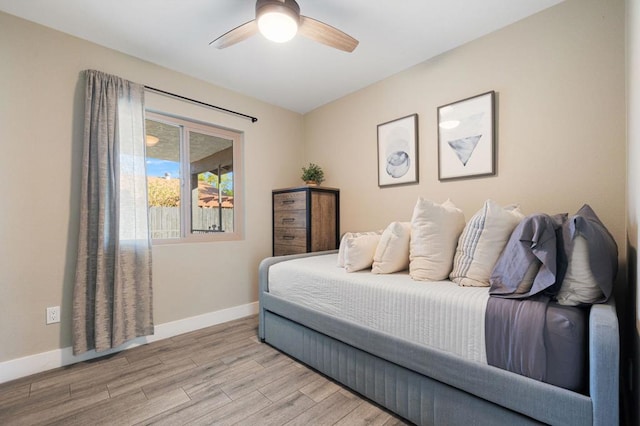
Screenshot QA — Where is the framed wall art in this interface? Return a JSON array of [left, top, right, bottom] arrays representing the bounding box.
[[437, 91, 495, 181], [377, 113, 419, 187]]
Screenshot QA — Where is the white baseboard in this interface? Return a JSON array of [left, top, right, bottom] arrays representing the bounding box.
[[0, 302, 259, 384]]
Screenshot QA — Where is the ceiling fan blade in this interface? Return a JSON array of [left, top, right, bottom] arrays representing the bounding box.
[[298, 16, 359, 53], [210, 20, 258, 49]]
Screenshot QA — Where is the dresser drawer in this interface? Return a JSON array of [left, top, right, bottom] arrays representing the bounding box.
[[274, 228, 307, 248], [273, 191, 306, 211], [274, 210, 307, 228], [273, 244, 308, 256]]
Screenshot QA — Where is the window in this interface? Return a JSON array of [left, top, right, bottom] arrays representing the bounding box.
[[144, 111, 243, 242]]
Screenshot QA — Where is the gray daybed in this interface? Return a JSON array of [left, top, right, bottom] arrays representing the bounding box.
[[258, 251, 619, 426]]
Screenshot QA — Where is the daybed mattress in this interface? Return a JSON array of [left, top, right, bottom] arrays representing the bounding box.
[[269, 253, 489, 362], [268, 253, 587, 391]]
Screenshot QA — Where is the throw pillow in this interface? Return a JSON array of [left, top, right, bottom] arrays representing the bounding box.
[[555, 204, 618, 305], [337, 230, 381, 267], [489, 213, 565, 298], [409, 198, 466, 281], [344, 233, 382, 272], [450, 199, 524, 287], [372, 222, 411, 274]]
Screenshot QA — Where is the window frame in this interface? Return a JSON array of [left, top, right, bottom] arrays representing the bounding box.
[[145, 110, 244, 244]]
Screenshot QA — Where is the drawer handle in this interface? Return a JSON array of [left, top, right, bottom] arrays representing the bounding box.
[[283, 235, 295, 240], [282, 218, 295, 223], [281, 199, 295, 205]]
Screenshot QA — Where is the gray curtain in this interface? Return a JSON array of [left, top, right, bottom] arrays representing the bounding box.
[[73, 70, 153, 355]]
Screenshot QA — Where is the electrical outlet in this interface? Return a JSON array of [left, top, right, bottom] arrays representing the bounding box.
[[46, 306, 60, 325]]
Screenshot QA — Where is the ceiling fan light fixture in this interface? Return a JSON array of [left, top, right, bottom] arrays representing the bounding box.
[[258, 12, 298, 42], [211, 0, 358, 52], [146, 135, 160, 147], [256, 0, 300, 43]]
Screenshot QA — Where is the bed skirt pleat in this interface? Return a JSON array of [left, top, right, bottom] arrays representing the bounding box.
[[264, 311, 542, 425]]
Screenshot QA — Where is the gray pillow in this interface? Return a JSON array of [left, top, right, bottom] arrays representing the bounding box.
[[555, 204, 617, 305], [490, 214, 565, 298]]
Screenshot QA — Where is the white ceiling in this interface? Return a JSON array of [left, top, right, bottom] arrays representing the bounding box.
[[0, 0, 562, 114]]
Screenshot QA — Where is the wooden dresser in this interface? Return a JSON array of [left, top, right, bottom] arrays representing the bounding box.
[[272, 186, 340, 256]]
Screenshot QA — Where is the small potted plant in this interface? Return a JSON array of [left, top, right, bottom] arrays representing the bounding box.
[[301, 163, 325, 186]]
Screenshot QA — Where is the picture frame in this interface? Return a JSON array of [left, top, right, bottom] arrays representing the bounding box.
[[377, 113, 419, 187], [437, 91, 495, 181]]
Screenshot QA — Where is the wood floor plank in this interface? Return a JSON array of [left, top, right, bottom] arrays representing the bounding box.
[[154, 343, 209, 365], [334, 399, 394, 426], [142, 355, 268, 401], [69, 382, 109, 399], [0, 353, 126, 392], [166, 332, 199, 346], [384, 416, 415, 426], [194, 319, 255, 338], [181, 360, 265, 400], [49, 390, 148, 426], [123, 339, 180, 365], [257, 365, 320, 403], [0, 383, 71, 419], [28, 383, 71, 400], [0, 315, 411, 426], [95, 388, 190, 425], [193, 324, 255, 347], [300, 376, 344, 403], [218, 358, 304, 400], [29, 356, 130, 392], [284, 390, 363, 426], [66, 356, 160, 397], [186, 389, 272, 426], [219, 337, 274, 365], [3, 390, 110, 426], [0, 384, 30, 409], [210, 325, 258, 344], [0, 376, 38, 392], [140, 359, 225, 400], [135, 386, 231, 426], [188, 337, 257, 366], [252, 348, 293, 368], [241, 390, 316, 426], [107, 357, 196, 397]]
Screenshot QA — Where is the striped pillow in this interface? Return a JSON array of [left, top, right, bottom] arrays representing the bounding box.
[[450, 200, 524, 287]]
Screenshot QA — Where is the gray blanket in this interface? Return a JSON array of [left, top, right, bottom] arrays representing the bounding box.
[[485, 295, 549, 382], [485, 295, 588, 392]]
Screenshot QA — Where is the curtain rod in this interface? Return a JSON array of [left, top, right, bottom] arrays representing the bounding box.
[[144, 85, 258, 123]]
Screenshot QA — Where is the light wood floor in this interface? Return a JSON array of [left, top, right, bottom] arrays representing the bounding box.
[[0, 315, 411, 425]]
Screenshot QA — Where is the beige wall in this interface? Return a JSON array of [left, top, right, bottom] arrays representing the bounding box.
[[304, 0, 626, 255], [0, 12, 303, 362]]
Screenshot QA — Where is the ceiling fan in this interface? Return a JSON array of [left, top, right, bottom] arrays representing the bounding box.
[[210, 0, 359, 52]]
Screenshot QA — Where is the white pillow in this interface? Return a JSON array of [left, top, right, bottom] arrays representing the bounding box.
[[344, 234, 382, 272], [556, 234, 603, 305], [337, 231, 381, 267], [409, 198, 466, 281], [372, 222, 411, 274], [450, 200, 524, 287]]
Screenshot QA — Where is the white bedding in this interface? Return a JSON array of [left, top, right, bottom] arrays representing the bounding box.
[[268, 253, 490, 363]]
